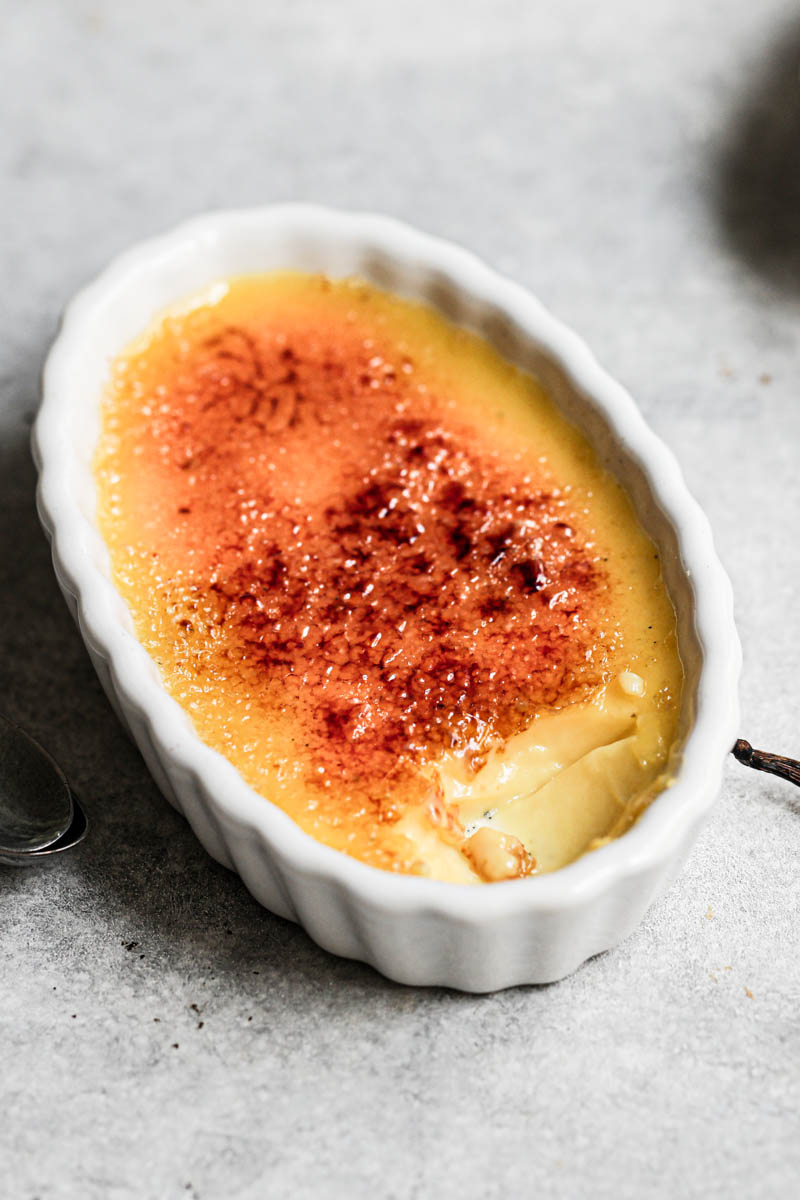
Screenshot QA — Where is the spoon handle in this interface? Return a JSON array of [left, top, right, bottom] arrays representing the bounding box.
[[732, 739, 800, 788]]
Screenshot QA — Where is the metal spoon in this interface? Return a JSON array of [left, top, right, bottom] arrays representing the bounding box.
[[0, 712, 87, 863], [0, 790, 88, 867]]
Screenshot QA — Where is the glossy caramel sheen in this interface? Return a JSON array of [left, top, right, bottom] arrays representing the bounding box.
[[95, 273, 682, 880]]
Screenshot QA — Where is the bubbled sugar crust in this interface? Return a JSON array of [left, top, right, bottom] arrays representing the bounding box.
[[105, 281, 612, 823]]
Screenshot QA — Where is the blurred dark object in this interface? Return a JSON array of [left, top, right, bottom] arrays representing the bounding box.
[[715, 21, 800, 292]]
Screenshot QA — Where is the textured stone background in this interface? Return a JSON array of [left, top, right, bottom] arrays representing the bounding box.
[[2, 1, 799, 1196]]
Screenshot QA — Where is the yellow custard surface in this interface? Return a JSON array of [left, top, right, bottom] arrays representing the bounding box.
[[94, 272, 683, 883]]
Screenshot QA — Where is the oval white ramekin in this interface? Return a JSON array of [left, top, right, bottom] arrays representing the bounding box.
[[33, 205, 740, 991]]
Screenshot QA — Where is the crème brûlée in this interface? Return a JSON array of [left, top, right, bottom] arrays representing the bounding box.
[[95, 272, 683, 884]]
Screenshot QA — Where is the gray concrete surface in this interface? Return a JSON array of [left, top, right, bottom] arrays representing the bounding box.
[[2, 1, 799, 1196]]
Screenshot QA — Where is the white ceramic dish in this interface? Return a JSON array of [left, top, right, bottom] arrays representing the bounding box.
[[34, 205, 740, 991]]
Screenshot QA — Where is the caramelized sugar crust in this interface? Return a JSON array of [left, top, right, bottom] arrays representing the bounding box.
[[103, 278, 612, 832]]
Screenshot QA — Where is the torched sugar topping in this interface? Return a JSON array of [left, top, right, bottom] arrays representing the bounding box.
[[95, 273, 690, 880], [102, 279, 611, 825]]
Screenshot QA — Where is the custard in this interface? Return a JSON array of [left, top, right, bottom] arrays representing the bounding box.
[[95, 273, 682, 883]]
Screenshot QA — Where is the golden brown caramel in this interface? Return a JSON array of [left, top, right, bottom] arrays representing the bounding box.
[[95, 273, 682, 881]]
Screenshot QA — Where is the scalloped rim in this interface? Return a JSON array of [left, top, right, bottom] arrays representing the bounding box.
[[34, 204, 740, 930]]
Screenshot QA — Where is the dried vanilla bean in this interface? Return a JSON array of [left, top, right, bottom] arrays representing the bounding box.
[[732, 739, 800, 788]]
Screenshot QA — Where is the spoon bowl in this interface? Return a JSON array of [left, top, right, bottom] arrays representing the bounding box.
[[0, 791, 88, 867], [0, 713, 74, 854]]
